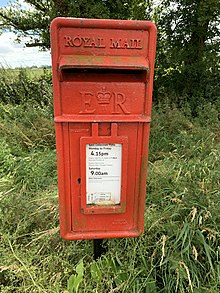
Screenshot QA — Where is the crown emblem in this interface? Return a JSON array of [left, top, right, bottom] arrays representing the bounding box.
[[96, 87, 111, 104]]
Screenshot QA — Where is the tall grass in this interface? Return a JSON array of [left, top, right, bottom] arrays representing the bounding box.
[[0, 68, 219, 292]]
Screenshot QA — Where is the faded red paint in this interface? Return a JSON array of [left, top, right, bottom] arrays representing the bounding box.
[[50, 18, 157, 240]]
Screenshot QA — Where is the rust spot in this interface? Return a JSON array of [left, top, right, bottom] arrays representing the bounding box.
[[95, 200, 115, 206], [73, 218, 79, 228], [120, 201, 126, 212], [112, 220, 127, 225]]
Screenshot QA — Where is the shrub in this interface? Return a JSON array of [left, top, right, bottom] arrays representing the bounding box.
[[0, 67, 52, 106]]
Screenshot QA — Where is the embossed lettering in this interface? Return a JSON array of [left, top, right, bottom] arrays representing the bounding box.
[[80, 92, 95, 114], [83, 37, 91, 47], [64, 36, 73, 47], [79, 89, 130, 114], [72, 37, 82, 47], [113, 93, 130, 114], [90, 37, 97, 48], [97, 38, 106, 48], [64, 36, 106, 48], [110, 38, 142, 49], [136, 39, 142, 49], [122, 39, 130, 49], [64, 36, 142, 49], [110, 39, 121, 48], [130, 39, 142, 49]]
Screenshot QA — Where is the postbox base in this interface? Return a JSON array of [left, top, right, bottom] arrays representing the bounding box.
[[61, 229, 143, 240]]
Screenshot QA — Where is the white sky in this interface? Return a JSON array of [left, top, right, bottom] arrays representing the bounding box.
[[0, 0, 51, 68]]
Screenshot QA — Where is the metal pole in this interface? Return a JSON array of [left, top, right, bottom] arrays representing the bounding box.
[[93, 239, 107, 260]]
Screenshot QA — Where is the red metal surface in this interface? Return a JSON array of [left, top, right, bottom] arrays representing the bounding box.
[[50, 18, 157, 240]]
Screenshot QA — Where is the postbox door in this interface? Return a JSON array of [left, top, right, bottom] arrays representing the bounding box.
[[68, 121, 147, 234]]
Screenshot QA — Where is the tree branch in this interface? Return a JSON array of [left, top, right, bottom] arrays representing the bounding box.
[[25, 42, 47, 47]]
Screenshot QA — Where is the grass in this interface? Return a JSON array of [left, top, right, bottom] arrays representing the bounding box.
[[0, 68, 219, 292]]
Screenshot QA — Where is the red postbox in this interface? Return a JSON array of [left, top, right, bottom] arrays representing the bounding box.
[[50, 18, 157, 240]]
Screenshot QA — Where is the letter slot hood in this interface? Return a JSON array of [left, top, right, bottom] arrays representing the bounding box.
[[59, 54, 149, 72]]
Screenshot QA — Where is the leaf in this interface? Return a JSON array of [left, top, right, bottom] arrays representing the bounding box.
[[76, 261, 84, 277], [91, 262, 102, 283], [114, 271, 128, 286], [197, 230, 215, 276], [144, 279, 157, 293], [73, 274, 83, 293], [67, 261, 84, 293], [67, 274, 76, 293]]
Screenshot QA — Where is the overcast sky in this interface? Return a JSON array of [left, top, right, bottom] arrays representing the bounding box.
[[0, 0, 51, 68]]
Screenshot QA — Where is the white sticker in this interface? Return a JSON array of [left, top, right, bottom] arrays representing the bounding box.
[[86, 144, 122, 205]]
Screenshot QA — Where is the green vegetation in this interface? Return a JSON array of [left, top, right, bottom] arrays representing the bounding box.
[[155, 0, 220, 110], [0, 69, 219, 292]]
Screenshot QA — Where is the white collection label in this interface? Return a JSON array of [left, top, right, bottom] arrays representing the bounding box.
[[86, 144, 122, 205]]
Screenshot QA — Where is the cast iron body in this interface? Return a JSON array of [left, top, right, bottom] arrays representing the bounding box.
[[50, 18, 157, 240]]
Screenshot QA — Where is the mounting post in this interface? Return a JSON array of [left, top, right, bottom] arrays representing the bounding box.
[[93, 239, 107, 260]]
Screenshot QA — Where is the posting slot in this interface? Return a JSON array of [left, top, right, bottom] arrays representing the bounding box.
[[58, 55, 149, 82]]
